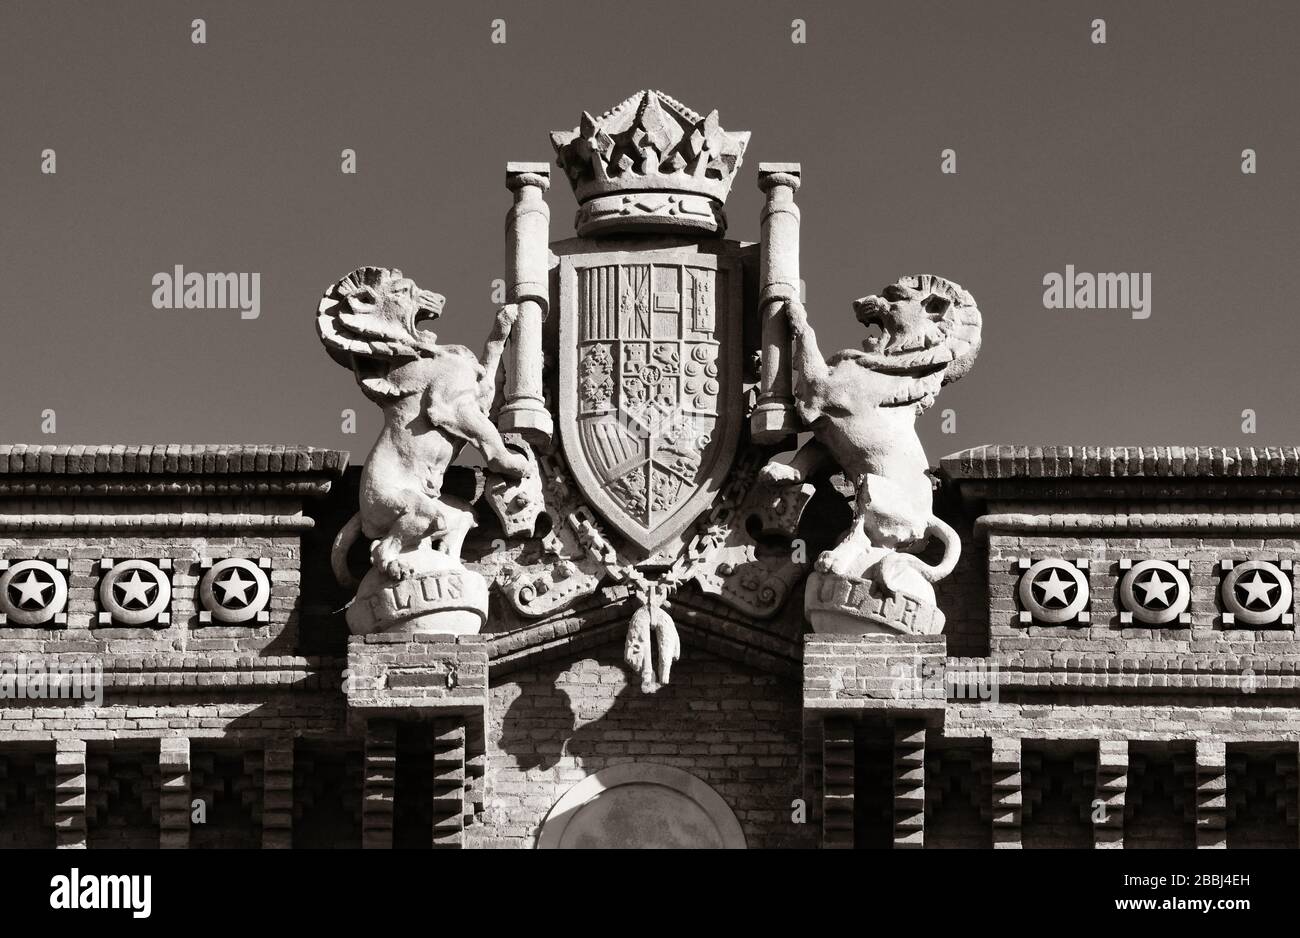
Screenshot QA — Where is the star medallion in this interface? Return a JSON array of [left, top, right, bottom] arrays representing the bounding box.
[[9, 569, 53, 608], [114, 570, 157, 608], [214, 569, 256, 607], [1033, 569, 1076, 607], [1235, 570, 1279, 609]]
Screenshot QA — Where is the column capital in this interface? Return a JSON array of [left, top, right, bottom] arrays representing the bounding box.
[[506, 162, 551, 192], [758, 162, 801, 192]]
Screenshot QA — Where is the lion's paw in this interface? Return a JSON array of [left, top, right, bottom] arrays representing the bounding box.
[[384, 558, 419, 581], [815, 551, 853, 577], [759, 462, 803, 485], [490, 452, 529, 479], [878, 553, 917, 593], [496, 304, 520, 330], [784, 298, 809, 332]]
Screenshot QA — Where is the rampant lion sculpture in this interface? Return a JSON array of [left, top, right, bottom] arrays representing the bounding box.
[[760, 275, 981, 622], [317, 266, 529, 602]]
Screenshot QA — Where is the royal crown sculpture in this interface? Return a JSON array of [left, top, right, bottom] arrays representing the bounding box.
[[315, 90, 982, 690], [551, 89, 749, 236]]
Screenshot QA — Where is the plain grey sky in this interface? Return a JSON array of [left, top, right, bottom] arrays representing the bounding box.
[[2, 0, 1297, 464]]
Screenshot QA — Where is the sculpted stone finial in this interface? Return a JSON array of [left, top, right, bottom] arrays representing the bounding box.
[[759, 274, 982, 635], [316, 265, 534, 634]]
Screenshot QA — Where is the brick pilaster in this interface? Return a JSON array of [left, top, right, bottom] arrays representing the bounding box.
[[262, 740, 293, 849], [431, 718, 466, 849], [991, 737, 1022, 848], [822, 717, 855, 849], [1195, 741, 1227, 849], [54, 740, 87, 849], [158, 738, 191, 849], [893, 720, 925, 849], [362, 720, 396, 850], [1094, 740, 1127, 848]]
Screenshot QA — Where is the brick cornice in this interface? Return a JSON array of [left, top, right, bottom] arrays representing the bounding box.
[[942, 445, 1300, 481]]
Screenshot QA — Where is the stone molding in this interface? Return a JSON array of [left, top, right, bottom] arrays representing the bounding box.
[[0, 444, 348, 476], [944, 445, 1300, 480]]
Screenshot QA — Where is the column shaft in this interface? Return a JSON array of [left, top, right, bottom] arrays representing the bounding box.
[[362, 720, 396, 850], [751, 163, 802, 444], [991, 737, 1022, 849], [54, 739, 87, 849], [158, 737, 190, 849], [822, 717, 855, 848], [893, 721, 926, 849], [263, 740, 294, 849], [1195, 741, 1227, 849], [1094, 740, 1127, 848], [431, 718, 466, 849], [499, 163, 553, 444]]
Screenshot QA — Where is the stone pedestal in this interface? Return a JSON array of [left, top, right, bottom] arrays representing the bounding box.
[[345, 633, 488, 723], [805, 571, 946, 636], [346, 547, 488, 636], [803, 633, 948, 715]]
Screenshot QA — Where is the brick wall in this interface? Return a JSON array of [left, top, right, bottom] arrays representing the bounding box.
[[0, 534, 301, 657], [988, 532, 1300, 651], [471, 642, 813, 849]]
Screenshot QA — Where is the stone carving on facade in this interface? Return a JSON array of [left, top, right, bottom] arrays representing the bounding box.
[[765, 276, 982, 635], [98, 559, 173, 627], [1016, 557, 1091, 625], [1118, 558, 1191, 625], [1220, 559, 1295, 627], [316, 266, 533, 634], [198, 557, 272, 625], [551, 89, 749, 236], [0, 558, 69, 626], [313, 92, 978, 684]]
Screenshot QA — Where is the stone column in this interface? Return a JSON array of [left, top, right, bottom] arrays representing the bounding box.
[[893, 721, 926, 849], [498, 162, 553, 445], [431, 717, 466, 849], [751, 163, 802, 444], [822, 716, 855, 849], [53, 739, 87, 849], [1195, 740, 1227, 849], [262, 740, 294, 849], [158, 737, 190, 849], [362, 719, 396, 850], [1094, 740, 1127, 849], [991, 737, 1022, 848]]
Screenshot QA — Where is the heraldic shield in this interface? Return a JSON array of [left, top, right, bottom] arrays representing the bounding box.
[[559, 246, 744, 557]]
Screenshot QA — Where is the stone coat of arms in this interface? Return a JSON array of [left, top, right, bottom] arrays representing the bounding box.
[[559, 246, 742, 556], [314, 88, 981, 692]]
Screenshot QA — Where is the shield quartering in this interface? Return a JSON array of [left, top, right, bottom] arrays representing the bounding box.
[[559, 248, 742, 556]]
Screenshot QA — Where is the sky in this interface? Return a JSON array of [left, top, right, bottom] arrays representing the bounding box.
[[2, 0, 1298, 465]]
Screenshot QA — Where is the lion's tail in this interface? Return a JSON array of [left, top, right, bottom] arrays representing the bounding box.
[[331, 511, 364, 589], [915, 515, 961, 583]]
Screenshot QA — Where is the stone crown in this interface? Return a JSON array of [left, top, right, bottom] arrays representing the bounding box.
[[550, 90, 750, 236]]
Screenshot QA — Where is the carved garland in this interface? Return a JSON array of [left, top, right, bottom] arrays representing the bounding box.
[[497, 446, 807, 692]]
